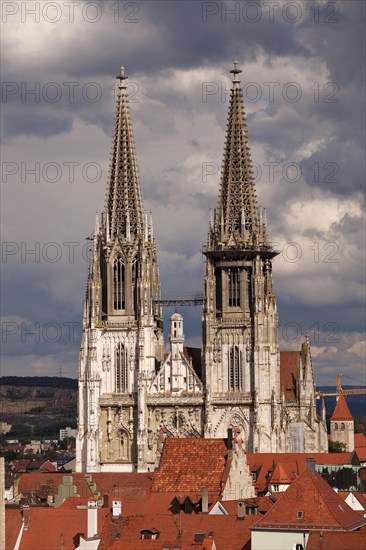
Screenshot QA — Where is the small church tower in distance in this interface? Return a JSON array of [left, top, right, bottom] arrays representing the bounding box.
[[330, 393, 354, 452]]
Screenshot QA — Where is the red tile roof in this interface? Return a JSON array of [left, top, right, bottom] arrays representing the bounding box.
[[6, 506, 109, 550], [252, 467, 366, 531], [247, 453, 357, 494], [355, 433, 366, 462], [98, 510, 258, 550], [5, 508, 23, 550], [17, 472, 153, 510], [307, 527, 366, 549], [337, 491, 366, 511], [280, 351, 300, 401], [269, 461, 294, 484], [152, 438, 228, 494], [331, 393, 353, 421]]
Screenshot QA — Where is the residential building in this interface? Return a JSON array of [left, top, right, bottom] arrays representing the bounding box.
[[251, 462, 366, 550]]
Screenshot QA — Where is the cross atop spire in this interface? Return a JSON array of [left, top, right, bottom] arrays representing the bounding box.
[[105, 65, 143, 241], [230, 60, 242, 88], [213, 62, 266, 247], [117, 66, 128, 87]]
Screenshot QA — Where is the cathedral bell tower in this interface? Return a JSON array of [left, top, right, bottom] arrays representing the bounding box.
[[76, 68, 164, 473], [202, 62, 281, 451]]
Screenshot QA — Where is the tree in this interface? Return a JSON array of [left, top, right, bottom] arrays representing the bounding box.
[[328, 440, 347, 453], [354, 416, 366, 435]]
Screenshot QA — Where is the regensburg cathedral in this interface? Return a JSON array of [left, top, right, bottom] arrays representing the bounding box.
[[76, 63, 328, 473]]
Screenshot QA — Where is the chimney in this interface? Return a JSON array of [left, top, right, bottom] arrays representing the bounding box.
[[237, 501, 245, 520], [201, 487, 208, 514], [87, 499, 98, 538], [306, 458, 316, 475], [112, 499, 122, 518]]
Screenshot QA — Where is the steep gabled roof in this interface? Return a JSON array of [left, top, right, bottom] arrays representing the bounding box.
[[246, 453, 357, 494], [354, 433, 366, 462], [252, 467, 366, 531], [152, 438, 227, 494], [270, 462, 293, 485], [331, 393, 353, 421], [280, 351, 300, 401], [307, 527, 366, 549]]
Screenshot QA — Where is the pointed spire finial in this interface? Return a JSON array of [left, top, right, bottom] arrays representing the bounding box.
[[117, 66, 128, 88], [230, 60, 242, 87], [106, 66, 143, 239]]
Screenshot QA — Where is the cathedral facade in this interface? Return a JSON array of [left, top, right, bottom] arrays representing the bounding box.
[[76, 64, 328, 473]]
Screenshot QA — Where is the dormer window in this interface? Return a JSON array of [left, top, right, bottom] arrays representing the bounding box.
[[140, 529, 159, 540], [297, 511, 303, 519]]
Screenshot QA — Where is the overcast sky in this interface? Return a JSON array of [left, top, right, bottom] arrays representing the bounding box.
[[1, 0, 365, 388]]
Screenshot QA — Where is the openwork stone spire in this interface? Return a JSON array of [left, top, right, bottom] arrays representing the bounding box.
[[215, 61, 262, 244], [105, 67, 143, 240]]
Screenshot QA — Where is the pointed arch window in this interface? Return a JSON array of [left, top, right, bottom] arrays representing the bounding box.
[[113, 256, 125, 310], [228, 267, 240, 307], [229, 346, 242, 391], [131, 259, 138, 312], [115, 342, 127, 392]]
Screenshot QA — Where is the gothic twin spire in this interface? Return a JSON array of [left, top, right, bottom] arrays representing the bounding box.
[[216, 61, 260, 239], [105, 62, 268, 246], [105, 67, 143, 241]]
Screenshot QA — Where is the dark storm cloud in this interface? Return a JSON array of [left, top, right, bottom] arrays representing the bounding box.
[[2, 109, 74, 141], [1, 0, 364, 382]]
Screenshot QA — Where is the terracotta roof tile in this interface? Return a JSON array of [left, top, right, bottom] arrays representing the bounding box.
[[337, 491, 366, 511], [247, 453, 356, 494], [307, 527, 366, 549], [6, 506, 108, 550], [5, 508, 23, 550], [98, 510, 257, 550], [331, 394, 353, 421], [355, 433, 366, 462], [280, 351, 300, 401], [17, 472, 153, 510], [252, 467, 366, 531], [270, 461, 294, 484], [152, 438, 227, 494]]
